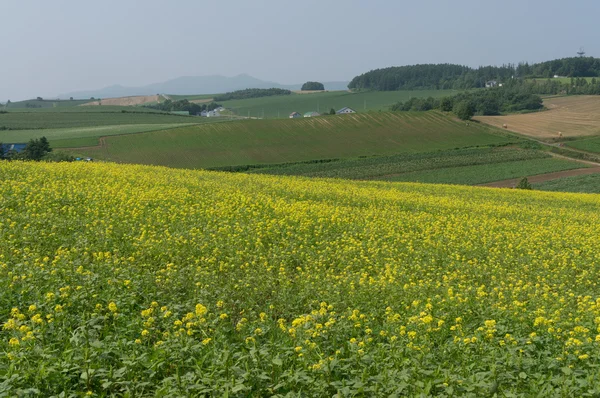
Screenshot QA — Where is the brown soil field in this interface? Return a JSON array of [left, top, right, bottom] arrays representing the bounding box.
[[81, 95, 161, 107], [475, 96, 600, 140], [480, 166, 600, 188], [190, 98, 214, 104]]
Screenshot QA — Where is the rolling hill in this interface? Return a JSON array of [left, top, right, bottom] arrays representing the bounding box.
[[67, 111, 518, 169]]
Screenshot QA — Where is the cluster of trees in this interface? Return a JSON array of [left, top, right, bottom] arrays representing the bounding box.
[[349, 64, 515, 91], [145, 99, 221, 114], [391, 86, 543, 120], [301, 81, 325, 91], [1, 137, 58, 161], [214, 88, 291, 101], [517, 57, 600, 78], [349, 57, 600, 91], [522, 78, 600, 95]]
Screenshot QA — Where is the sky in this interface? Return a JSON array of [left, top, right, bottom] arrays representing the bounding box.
[[1, 0, 599, 101]]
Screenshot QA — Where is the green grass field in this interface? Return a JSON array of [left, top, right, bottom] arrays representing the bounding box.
[[69, 112, 519, 169], [566, 137, 600, 153], [0, 124, 200, 148], [0, 109, 197, 131], [381, 158, 583, 185], [534, 173, 600, 193], [177, 90, 458, 119]]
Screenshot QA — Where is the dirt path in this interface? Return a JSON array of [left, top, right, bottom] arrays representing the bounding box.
[[479, 167, 600, 188]]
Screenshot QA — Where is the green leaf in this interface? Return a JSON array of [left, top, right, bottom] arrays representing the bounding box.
[[272, 357, 282, 366]]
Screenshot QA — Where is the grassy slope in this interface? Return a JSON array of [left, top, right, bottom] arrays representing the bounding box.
[[71, 112, 518, 169], [535, 173, 600, 193], [199, 90, 457, 119]]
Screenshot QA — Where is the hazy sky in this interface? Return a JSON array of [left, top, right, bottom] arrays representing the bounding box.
[[1, 0, 598, 101]]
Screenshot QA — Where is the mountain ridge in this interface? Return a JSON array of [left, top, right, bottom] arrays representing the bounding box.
[[59, 74, 350, 99]]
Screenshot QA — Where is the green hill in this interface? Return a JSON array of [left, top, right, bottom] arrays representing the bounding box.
[[70, 111, 518, 169], [183, 89, 457, 119]]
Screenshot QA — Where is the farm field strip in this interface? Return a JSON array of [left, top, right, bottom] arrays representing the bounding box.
[[68, 112, 518, 169], [246, 147, 551, 180], [535, 173, 600, 193], [0, 110, 197, 130], [0, 123, 199, 147], [475, 96, 600, 140], [380, 157, 585, 185], [2, 162, 600, 395]]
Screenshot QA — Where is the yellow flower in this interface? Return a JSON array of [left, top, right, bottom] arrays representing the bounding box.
[[195, 304, 207, 317], [9, 338, 20, 346], [108, 302, 118, 313], [141, 329, 149, 337], [294, 346, 303, 353], [202, 338, 212, 345], [219, 313, 228, 320]]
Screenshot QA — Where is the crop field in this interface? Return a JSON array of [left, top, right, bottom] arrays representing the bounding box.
[[382, 158, 583, 185], [527, 77, 596, 84], [244, 147, 582, 183], [0, 109, 195, 131], [209, 90, 457, 119], [535, 173, 600, 193], [71, 112, 518, 169], [475, 96, 600, 140], [4, 99, 92, 109], [2, 162, 600, 395]]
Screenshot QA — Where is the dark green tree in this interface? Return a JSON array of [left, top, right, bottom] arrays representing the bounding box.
[[453, 101, 474, 120], [23, 136, 52, 161], [515, 177, 532, 190], [329, 108, 336, 115], [301, 81, 325, 91]]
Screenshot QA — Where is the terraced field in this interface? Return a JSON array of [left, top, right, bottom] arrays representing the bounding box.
[[475, 96, 600, 140], [70, 112, 519, 169]]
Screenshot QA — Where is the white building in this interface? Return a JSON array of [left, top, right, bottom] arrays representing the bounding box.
[[207, 110, 221, 117], [289, 112, 302, 118], [336, 107, 356, 114]]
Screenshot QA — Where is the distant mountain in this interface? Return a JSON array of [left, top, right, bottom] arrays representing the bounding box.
[[59, 74, 349, 99]]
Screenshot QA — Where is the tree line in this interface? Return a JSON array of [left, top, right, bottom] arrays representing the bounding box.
[[390, 86, 543, 120], [1, 137, 72, 162], [213, 88, 291, 101], [349, 57, 600, 91], [145, 99, 221, 114]]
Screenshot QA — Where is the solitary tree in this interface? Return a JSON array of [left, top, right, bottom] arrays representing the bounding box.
[[515, 177, 532, 190], [70, 97, 74, 101], [36, 97, 43, 101], [329, 108, 336, 115], [453, 100, 474, 120], [301, 81, 325, 91]]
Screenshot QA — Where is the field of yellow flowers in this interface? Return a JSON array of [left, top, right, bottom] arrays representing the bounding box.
[[1, 161, 600, 396]]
